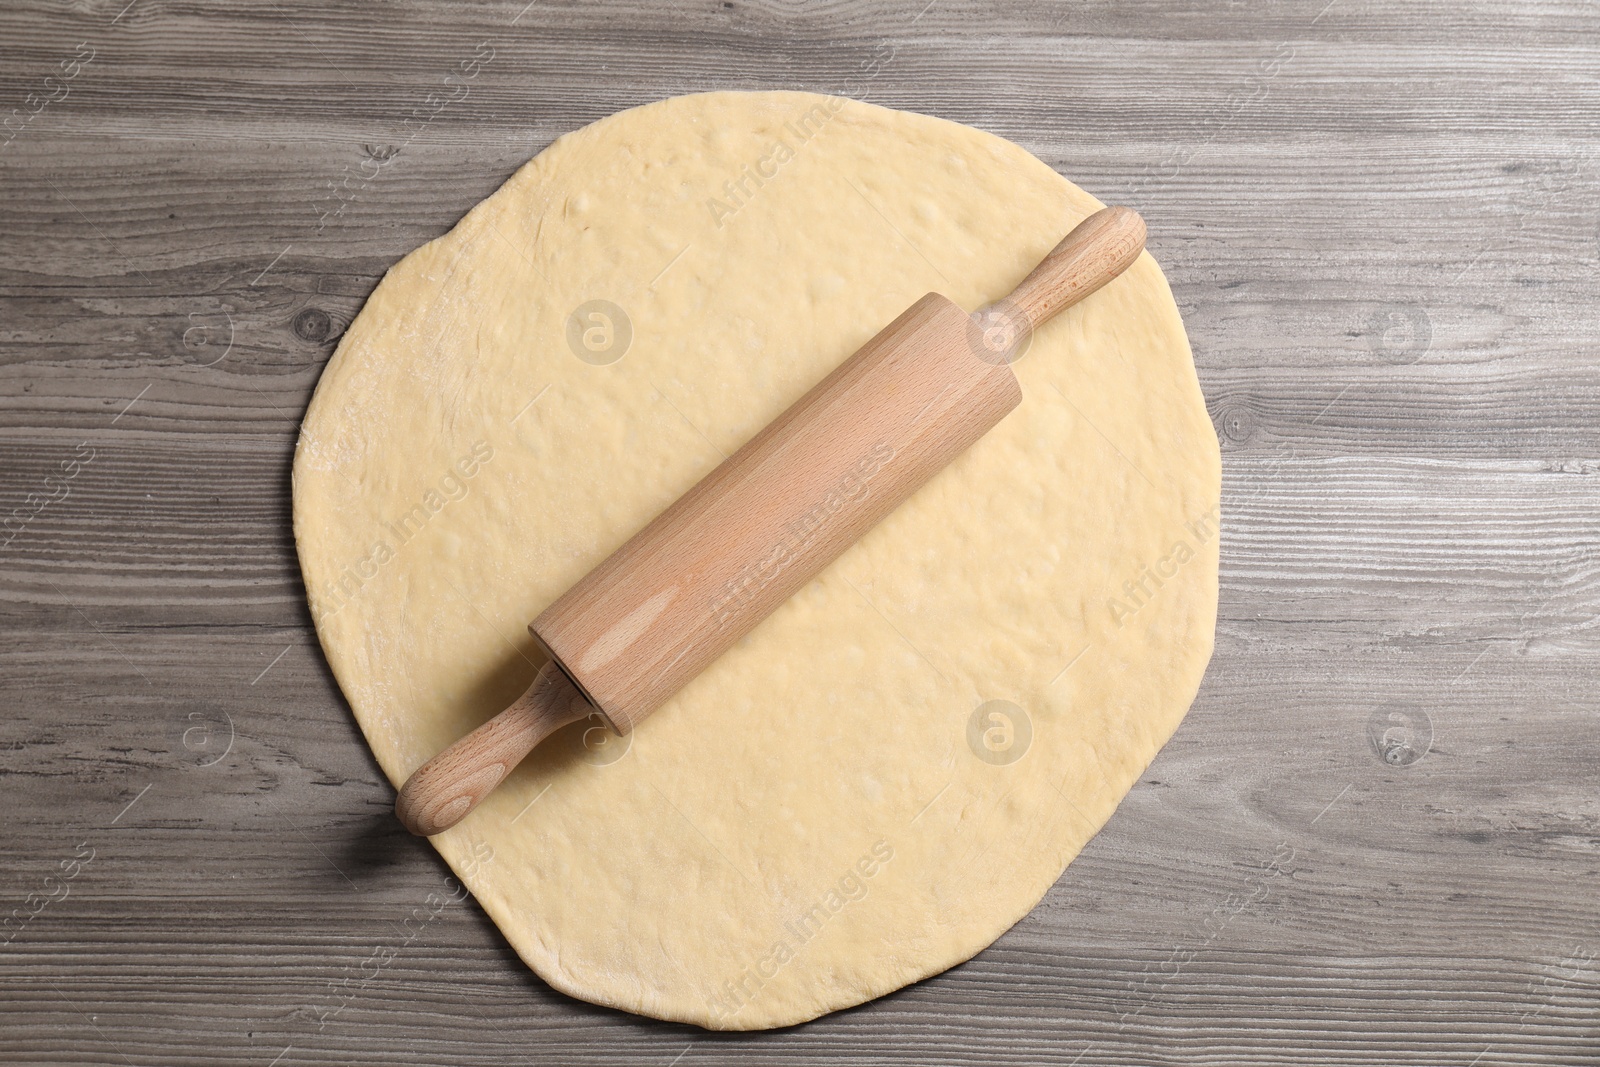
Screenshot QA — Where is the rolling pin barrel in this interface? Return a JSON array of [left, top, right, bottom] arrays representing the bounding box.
[[532, 290, 1021, 732], [395, 205, 1146, 835]]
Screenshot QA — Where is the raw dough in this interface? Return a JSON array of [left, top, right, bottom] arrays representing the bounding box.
[[294, 91, 1219, 1029]]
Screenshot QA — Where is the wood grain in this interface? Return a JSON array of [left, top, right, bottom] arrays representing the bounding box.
[[2, 0, 1597, 1063], [1001, 205, 1146, 331]]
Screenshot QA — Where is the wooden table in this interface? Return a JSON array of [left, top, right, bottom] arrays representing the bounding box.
[[3, 1, 1596, 1063]]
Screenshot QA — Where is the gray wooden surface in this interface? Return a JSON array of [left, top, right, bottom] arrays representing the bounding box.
[[3, 0, 1597, 1063]]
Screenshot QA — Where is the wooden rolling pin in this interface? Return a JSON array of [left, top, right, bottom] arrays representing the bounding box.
[[396, 206, 1147, 835]]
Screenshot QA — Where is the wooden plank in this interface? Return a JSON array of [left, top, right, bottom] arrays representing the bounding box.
[[2, 0, 1597, 1062]]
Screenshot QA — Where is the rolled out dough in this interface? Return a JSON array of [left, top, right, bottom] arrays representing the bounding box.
[[293, 91, 1219, 1029]]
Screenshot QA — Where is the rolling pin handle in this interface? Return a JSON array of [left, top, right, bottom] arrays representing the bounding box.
[[395, 660, 592, 836], [969, 206, 1146, 365]]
